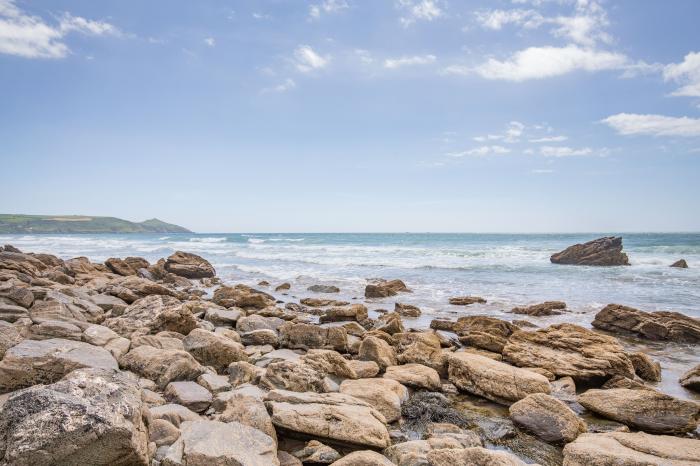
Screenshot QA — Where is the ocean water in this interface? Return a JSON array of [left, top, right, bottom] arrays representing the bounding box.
[[2, 232, 699, 398]]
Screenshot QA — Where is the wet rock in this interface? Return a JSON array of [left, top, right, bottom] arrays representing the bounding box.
[[319, 304, 368, 323], [430, 319, 456, 332], [510, 301, 567, 316], [329, 451, 393, 466], [260, 360, 331, 392], [164, 251, 215, 279], [119, 345, 203, 389], [292, 440, 340, 464], [448, 352, 551, 405], [426, 447, 528, 466], [374, 312, 405, 335], [563, 431, 700, 466], [365, 279, 409, 298], [579, 388, 699, 434], [308, 284, 340, 293], [279, 322, 348, 352], [509, 393, 586, 444], [265, 389, 391, 449], [680, 364, 700, 392], [395, 302, 421, 317], [671, 259, 688, 268], [276, 282, 291, 291], [212, 284, 275, 309], [449, 296, 486, 306], [359, 335, 397, 370], [0, 368, 148, 466], [384, 363, 441, 391], [502, 323, 635, 381], [340, 378, 408, 423], [628, 351, 661, 382], [550, 236, 629, 266], [164, 381, 212, 413], [592, 304, 700, 343], [104, 257, 137, 276], [300, 298, 349, 307], [453, 316, 517, 353], [105, 295, 196, 338], [401, 392, 471, 433], [384, 439, 462, 466]]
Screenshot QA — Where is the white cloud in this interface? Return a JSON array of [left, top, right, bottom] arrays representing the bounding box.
[[0, 0, 118, 58], [663, 52, 700, 97], [396, 0, 443, 27], [447, 145, 511, 157], [252, 12, 271, 20], [204, 37, 215, 47], [474, 45, 627, 81], [475, 9, 543, 30], [293, 45, 330, 72], [602, 113, 700, 137], [539, 146, 593, 157], [309, 0, 349, 20], [529, 135, 568, 142], [505, 121, 525, 142], [531, 168, 554, 173], [261, 78, 296, 94], [384, 54, 436, 69], [354, 49, 373, 64]]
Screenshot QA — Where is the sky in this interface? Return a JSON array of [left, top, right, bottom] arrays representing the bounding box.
[[1, 0, 699, 233]]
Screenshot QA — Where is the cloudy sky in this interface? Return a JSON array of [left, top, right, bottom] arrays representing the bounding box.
[[1, 0, 699, 232]]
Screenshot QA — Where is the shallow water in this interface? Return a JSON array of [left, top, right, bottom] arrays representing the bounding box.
[[2, 232, 698, 399]]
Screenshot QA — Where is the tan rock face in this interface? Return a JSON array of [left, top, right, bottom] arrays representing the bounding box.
[[394, 332, 446, 376], [265, 389, 391, 449], [449, 296, 486, 306], [119, 345, 203, 389], [329, 450, 394, 466], [577, 388, 700, 434], [164, 381, 212, 413], [319, 304, 368, 323], [339, 378, 408, 423], [164, 251, 215, 279], [563, 431, 700, 466], [592, 304, 700, 343], [359, 335, 397, 370], [426, 447, 528, 466], [279, 322, 348, 352], [212, 284, 275, 309], [183, 328, 248, 371], [453, 316, 517, 353], [0, 321, 22, 359], [260, 361, 331, 393], [502, 323, 635, 381], [448, 352, 551, 405], [365, 279, 409, 298], [550, 236, 629, 266], [628, 352, 662, 382], [105, 257, 137, 276], [509, 393, 586, 444], [510, 301, 567, 316], [215, 392, 277, 443], [383, 363, 441, 391], [680, 364, 700, 392], [105, 295, 196, 338]]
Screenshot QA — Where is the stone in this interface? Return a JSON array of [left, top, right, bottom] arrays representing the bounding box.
[[214, 391, 276, 442], [300, 298, 349, 307], [359, 336, 397, 370], [204, 307, 243, 326], [319, 304, 368, 323], [453, 316, 517, 353], [592, 304, 700, 343], [149, 418, 181, 447], [275, 282, 291, 291], [90, 293, 127, 311], [680, 364, 700, 392], [364, 279, 409, 298], [510, 301, 567, 316], [374, 312, 405, 335], [563, 431, 700, 466], [308, 284, 340, 293], [329, 451, 394, 466], [237, 314, 286, 333], [0, 300, 28, 322], [196, 373, 231, 393], [279, 322, 348, 352], [394, 332, 446, 376], [502, 323, 635, 381], [293, 440, 340, 463], [228, 361, 265, 386], [0, 285, 34, 308], [0, 338, 118, 391], [164, 381, 212, 413], [340, 378, 408, 423], [260, 360, 331, 392], [183, 328, 248, 371], [449, 296, 486, 306], [29, 320, 82, 340], [132, 334, 185, 351], [577, 388, 699, 434], [0, 368, 148, 466], [105, 295, 196, 338], [265, 389, 391, 449], [241, 329, 279, 348], [164, 251, 215, 279], [102, 276, 181, 304], [278, 450, 302, 466], [509, 393, 586, 444], [550, 236, 629, 266], [395, 302, 421, 317], [105, 257, 137, 276], [426, 447, 528, 466], [301, 349, 358, 379], [213, 284, 275, 309], [670, 259, 688, 268], [119, 345, 203, 389], [384, 363, 441, 391], [346, 361, 378, 379], [0, 321, 22, 359], [629, 351, 662, 382], [150, 403, 201, 427], [448, 352, 551, 405]]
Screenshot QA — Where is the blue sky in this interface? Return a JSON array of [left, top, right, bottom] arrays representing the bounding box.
[[1, 0, 699, 233]]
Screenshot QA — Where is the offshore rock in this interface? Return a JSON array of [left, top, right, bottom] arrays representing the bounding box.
[[592, 304, 700, 343], [164, 251, 215, 279], [550, 236, 629, 266]]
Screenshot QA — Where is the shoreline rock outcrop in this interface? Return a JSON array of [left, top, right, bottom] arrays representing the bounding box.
[[592, 304, 700, 343], [550, 236, 630, 266]]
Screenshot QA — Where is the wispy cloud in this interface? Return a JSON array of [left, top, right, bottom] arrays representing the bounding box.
[[204, 37, 215, 47], [529, 135, 568, 143], [396, 0, 443, 27], [384, 54, 436, 69], [261, 78, 296, 94], [602, 113, 700, 137], [539, 145, 593, 157], [663, 51, 700, 97], [309, 0, 349, 21], [447, 145, 511, 157], [293, 45, 330, 72]]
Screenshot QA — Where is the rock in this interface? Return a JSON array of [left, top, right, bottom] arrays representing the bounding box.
[[279, 322, 348, 352], [261, 360, 331, 392], [365, 279, 409, 298], [629, 352, 661, 382], [453, 316, 517, 353], [214, 391, 276, 442], [359, 336, 397, 370], [149, 418, 181, 447], [105, 295, 196, 338], [395, 302, 421, 317], [592, 304, 700, 343], [119, 345, 203, 389], [237, 314, 285, 333], [164, 381, 212, 413], [228, 361, 265, 386], [384, 439, 456, 466], [374, 312, 405, 335], [384, 363, 441, 391], [563, 431, 700, 466], [347, 359, 380, 378], [204, 307, 243, 326], [29, 290, 105, 327], [426, 447, 528, 466], [293, 440, 340, 464], [394, 332, 447, 376], [508, 393, 586, 444], [601, 375, 651, 391], [196, 373, 230, 393], [578, 388, 699, 434], [300, 298, 349, 307], [150, 403, 201, 427], [164, 251, 215, 279], [0, 368, 148, 466], [0, 284, 34, 308], [163, 420, 279, 466], [449, 296, 486, 306], [430, 319, 456, 332], [510, 301, 567, 316], [105, 257, 137, 276], [671, 259, 688, 268], [502, 323, 635, 381], [278, 450, 302, 466], [339, 378, 408, 423], [275, 282, 291, 291], [329, 451, 394, 466], [308, 284, 340, 293], [102, 276, 181, 304], [680, 364, 700, 392], [242, 329, 279, 347], [425, 423, 482, 449], [0, 321, 22, 359], [265, 389, 391, 449], [448, 352, 551, 405], [213, 284, 275, 309], [0, 338, 118, 391], [132, 334, 185, 351], [319, 304, 368, 323], [550, 236, 630, 266], [302, 349, 358, 379], [183, 328, 248, 371]]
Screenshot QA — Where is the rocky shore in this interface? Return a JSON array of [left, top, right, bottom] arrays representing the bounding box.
[[0, 244, 698, 466]]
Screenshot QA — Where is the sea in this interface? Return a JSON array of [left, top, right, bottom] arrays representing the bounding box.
[[2, 232, 698, 399]]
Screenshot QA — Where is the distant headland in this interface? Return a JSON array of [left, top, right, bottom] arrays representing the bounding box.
[[0, 214, 191, 234]]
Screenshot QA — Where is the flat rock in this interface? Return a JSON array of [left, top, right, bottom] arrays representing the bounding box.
[[164, 381, 212, 413], [105, 295, 196, 338], [384, 363, 441, 391], [426, 447, 528, 466], [592, 304, 700, 343], [164, 251, 215, 279], [510, 301, 567, 316], [329, 451, 394, 465], [183, 328, 248, 371], [453, 316, 517, 353], [509, 393, 586, 444], [119, 345, 203, 389], [449, 296, 486, 306], [550, 236, 629, 266], [340, 378, 408, 423]]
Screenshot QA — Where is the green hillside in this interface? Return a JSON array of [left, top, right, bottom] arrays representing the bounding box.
[[0, 214, 191, 234]]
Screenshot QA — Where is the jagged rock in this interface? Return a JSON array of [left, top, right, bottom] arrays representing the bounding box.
[[164, 381, 212, 413], [102, 276, 181, 304], [28, 319, 82, 340], [241, 329, 279, 347], [212, 284, 275, 309], [279, 322, 348, 352], [0, 368, 148, 466], [0, 321, 22, 359], [196, 373, 230, 393], [502, 323, 635, 381], [550, 236, 629, 266], [261, 360, 331, 392], [449, 296, 486, 306], [293, 440, 340, 464], [183, 328, 248, 371], [29, 289, 105, 327], [319, 304, 368, 323], [164, 251, 215, 279], [384, 363, 441, 391], [204, 307, 243, 326], [374, 312, 405, 335], [236, 314, 285, 333], [0, 338, 118, 391], [119, 345, 203, 389], [592, 304, 700, 343], [339, 378, 408, 423], [105, 295, 196, 338], [563, 431, 700, 466], [359, 335, 397, 370], [0, 300, 28, 323], [426, 447, 528, 466], [578, 388, 699, 434], [510, 301, 567, 316], [132, 334, 185, 351], [105, 258, 137, 276], [395, 302, 421, 317], [300, 298, 349, 307], [394, 332, 447, 376], [0, 284, 34, 308], [149, 418, 180, 447], [448, 352, 551, 405], [453, 316, 517, 353], [628, 352, 661, 382], [680, 364, 700, 392], [365, 279, 409, 298], [214, 391, 277, 442], [301, 349, 358, 379], [228, 361, 265, 387], [671, 259, 688, 268], [329, 450, 393, 466], [150, 403, 201, 427], [307, 284, 340, 293], [265, 389, 391, 448], [509, 393, 586, 444]]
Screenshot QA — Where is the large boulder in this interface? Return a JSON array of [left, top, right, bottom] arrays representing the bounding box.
[[563, 431, 700, 466], [301, 349, 358, 379], [165, 251, 215, 279], [0, 321, 22, 359], [329, 451, 393, 466], [447, 352, 550, 405], [260, 361, 331, 393], [319, 305, 368, 323], [183, 328, 248, 371], [339, 378, 408, 423], [550, 236, 629, 266], [426, 447, 528, 466], [119, 345, 203, 389], [279, 322, 348, 352], [265, 389, 391, 449], [104, 258, 137, 276], [105, 295, 197, 338], [509, 393, 586, 444], [0, 368, 148, 466], [577, 388, 699, 434], [592, 304, 700, 343], [364, 279, 409, 298], [0, 338, 118, 391], [510, 301, 567, 316], [394, 332, 446, 375], [358, 336, 397, 370], [384, 363, 441, 391], [453, 316, 517, 353], [680, 364, 700, 392], [212, 285, 275, 309], [502, 323, 635, 381]]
